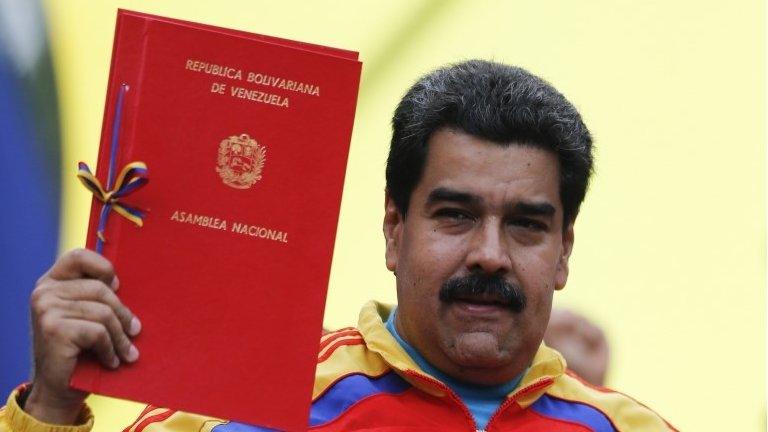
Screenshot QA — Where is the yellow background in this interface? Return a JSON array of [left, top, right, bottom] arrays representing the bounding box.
[[42, 1, 765, 430]]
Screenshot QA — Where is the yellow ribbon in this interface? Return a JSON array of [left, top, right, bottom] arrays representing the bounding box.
[[76, 161, 149, 228]]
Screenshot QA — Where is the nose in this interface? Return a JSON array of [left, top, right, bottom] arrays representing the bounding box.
[[465, 220, 512, 275]]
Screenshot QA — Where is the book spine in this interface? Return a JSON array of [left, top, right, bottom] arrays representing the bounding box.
[[72, 10, 151, 393]]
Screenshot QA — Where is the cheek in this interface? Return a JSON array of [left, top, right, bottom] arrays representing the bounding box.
[[401, 226, 466, 279], [511, 247, 558, 340], [511, 245, 560, 297]]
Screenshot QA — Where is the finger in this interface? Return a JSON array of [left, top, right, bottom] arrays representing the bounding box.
[[54, 279, 140, 337], [61, 300, 138, 363], [43, 248, 117, 289], [63, 319, 121, 369]]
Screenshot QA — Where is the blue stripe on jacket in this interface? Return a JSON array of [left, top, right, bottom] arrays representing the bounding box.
[[212, 422, 281, 432], [212, 372, 411, 431], [310, 371, 410, 427], [530, 394, 616, 431]]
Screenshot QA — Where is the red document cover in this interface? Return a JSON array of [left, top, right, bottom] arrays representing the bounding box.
[[71, 10, 361, 431]]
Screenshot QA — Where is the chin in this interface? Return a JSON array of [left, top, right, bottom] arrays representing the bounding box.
[[453, 353, 510, 370], [446, 331, 514, 369]]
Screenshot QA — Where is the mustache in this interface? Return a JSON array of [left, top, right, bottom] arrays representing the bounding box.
[[439, 271, 527, 313]]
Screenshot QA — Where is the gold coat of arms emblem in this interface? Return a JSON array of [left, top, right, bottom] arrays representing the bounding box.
[[216, 134, 266, 189]]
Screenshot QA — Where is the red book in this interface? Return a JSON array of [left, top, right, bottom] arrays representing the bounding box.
[[71, 10, 361, 431]]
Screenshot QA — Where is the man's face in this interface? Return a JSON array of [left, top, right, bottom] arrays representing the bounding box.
[[384, 128, 574, 385]]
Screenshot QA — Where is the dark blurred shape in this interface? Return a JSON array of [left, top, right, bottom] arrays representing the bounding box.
[[544, 308, 610, 386], [0, 0, 60, 394]]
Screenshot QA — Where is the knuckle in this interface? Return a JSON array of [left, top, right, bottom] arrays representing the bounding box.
[[29, 287, 45, 309], [94, 304, 113, 322], [108, 313, 124, 331], [114, 332, 131, 351], [79, 279, 99, 297], [38, 313, 60, 338], [109, 318, 127, 340], [80, 279, 108, 302], [115, 303, 132, 322], [94, 326, 111, 346], [70, 247, 89, 258], [68, 248, 88, 263], [30, 287, 53, 314], [92, 282, 111, 302], [102, 260, 115, 277], [35, 272, 50, 287]]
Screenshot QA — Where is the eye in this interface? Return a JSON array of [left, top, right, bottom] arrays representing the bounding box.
[[509, 217, 547, 232], [433, 208, 475, 223]]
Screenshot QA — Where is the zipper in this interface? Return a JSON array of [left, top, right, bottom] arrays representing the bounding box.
[[484, 377, 554, 428], [402, 370, 554, 431], [403, 370, 479, 431]]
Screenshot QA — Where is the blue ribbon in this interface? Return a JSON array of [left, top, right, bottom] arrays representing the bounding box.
[[76, 83, 149, 253]]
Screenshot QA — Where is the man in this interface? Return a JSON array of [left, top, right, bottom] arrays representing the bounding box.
[[1, 60, 675, 431]]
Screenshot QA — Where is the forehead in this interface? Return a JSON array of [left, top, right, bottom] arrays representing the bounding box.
[[416, 129, 560, 208]]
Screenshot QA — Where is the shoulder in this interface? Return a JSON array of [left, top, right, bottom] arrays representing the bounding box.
[[538, 370, 677, 431], [313, 327, 393, 400], [309, 327, 413, 429], [317, 327, 366, 364]]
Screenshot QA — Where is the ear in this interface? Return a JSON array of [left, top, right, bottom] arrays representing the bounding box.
[[554, 222, 574, 291], [383, 192, 404, 273]]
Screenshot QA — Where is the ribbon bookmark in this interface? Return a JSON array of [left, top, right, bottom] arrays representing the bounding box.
[[77, 83, 149, 253]]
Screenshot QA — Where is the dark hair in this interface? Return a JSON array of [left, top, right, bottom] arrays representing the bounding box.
[[386, 60, 593, 224]]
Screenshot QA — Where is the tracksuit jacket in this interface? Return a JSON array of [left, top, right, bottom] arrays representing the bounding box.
[[1, 301, 676, 431]]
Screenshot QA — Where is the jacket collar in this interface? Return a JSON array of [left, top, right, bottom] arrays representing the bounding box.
[[357, 300, 565, 406]]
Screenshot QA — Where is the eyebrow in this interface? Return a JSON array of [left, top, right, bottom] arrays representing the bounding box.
[[426, 187, 482, 206], [426, 187, 556, 216], [506, 201, 556, 217]]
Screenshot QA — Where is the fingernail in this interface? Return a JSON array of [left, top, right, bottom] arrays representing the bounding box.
[[110, 357, 120, 369], [111, 275, 120, 291], [126, 345, 139, 362], [129, 317, 142, 336]]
